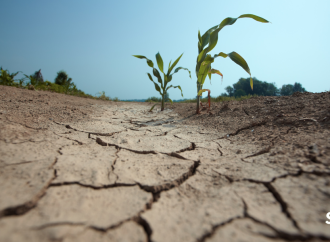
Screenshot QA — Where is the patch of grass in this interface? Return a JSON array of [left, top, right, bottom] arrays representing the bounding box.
[[178, 94, 257, 103], [95, 91, 111, 101]]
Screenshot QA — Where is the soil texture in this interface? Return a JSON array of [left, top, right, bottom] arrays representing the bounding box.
[[0, 85, 330, 242]]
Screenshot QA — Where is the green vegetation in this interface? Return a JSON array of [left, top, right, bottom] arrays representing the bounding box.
[[145, 93, 170, 103], [145, 96, 162, 102], [0, 67, 22, 86], [133, 52, 191, 111], [222, 77, 307, 97], [177, 94, 258, 103], [195, 14, 270, 113], [280, 83, 306, 96], [0, 67, 114, 101]]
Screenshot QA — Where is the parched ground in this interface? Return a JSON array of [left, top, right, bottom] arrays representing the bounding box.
[[0, 85, 329, 242]]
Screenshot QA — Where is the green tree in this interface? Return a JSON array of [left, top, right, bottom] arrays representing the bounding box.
[[231, 77, 279, 96], [280, 84, 293, 96], [234, 89, 246, 98], [55, 70, 75, 93], [55, 70, 72, 86], [225, 86, 234, 96], [292, 82, 306, 93], [32, 69, 44, 84]]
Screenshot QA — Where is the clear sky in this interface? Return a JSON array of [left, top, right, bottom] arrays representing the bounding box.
[[1, 0, 329, 100]]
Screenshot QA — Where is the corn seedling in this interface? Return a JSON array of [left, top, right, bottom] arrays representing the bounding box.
[[133, 52, 191, 111], [195, 14, 270, 114]]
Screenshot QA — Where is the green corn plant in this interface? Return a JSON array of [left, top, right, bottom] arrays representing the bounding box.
[[195, 14, 270, 114], [133, 52, 191, 111]]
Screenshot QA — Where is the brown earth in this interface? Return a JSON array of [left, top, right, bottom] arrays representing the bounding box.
[[0, 85, 329, 242]]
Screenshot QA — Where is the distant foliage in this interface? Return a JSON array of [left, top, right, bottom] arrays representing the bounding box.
[[280, 82, 306, 96], [0, 66, 112, 101], [55, 70, 72, 86], [177, 94, 257, 103], [224, 77, 307, 97], [145, 96, 162, 102], [0, 67, 22, 86], [164, 92, 170, 102], [31, 69, 44, 84], [95, 91, 111, 101]]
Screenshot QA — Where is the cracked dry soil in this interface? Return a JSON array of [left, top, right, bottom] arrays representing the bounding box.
[[0, 85, 329, 242]]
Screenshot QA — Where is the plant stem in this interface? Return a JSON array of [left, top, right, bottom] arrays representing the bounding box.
[[161, 94, 165, 111], [196, 83, 201, 114]]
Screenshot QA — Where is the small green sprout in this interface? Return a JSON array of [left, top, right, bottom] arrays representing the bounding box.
[[133, 52, 191, 111]]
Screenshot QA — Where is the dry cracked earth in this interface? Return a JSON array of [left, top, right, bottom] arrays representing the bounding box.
[[0, 85, 330, 242]]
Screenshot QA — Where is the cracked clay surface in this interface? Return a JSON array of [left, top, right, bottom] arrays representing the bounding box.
[[0, 85, 330, 242]]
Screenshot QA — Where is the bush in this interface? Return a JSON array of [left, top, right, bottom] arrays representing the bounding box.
[[145, 96, 161, 102]]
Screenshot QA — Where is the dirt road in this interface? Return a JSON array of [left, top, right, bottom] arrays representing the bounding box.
[[0, 85, 329, 242]]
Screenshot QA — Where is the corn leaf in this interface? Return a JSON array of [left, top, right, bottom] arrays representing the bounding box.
[[152, 68, 164, 89], [147, 72, 162, 94], [172, 67, 191, 79], [201, 25, 218, 50], [228, 51, 253, 90], [204, 14, 269, 60], [149, 104, 159, 112], [250, 77, 253, 90], [197, 89, 209, 96], [228, 52, 251, 76], [204, 27, 221, 54], [238, 14, 270, 23], [197, 62, 211, 87], [167, 53, 183, 75], [208, 72, 211, 80], [165, 84, 183, 97], [209, 68, 223, 77], [214, 52, 228, 58], [165, 74, 172, 87], [173, 85, 184, 97], [208, 68, 223, 84], [198, 30, 203, 52], [156, 52, 164, 73], [218, 14, 269, 31], [133, 55, 154, 68], [166, 84, 173, 91]]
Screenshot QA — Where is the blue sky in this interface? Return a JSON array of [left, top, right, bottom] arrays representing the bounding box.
[[1, 0, 329, 100]]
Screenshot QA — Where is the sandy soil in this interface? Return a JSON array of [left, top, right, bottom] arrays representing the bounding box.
[[0, 85, 329, 242]]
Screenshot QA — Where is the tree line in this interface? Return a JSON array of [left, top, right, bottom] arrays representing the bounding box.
[[221, 77, 307, 97], [1, 67, 87, 97]]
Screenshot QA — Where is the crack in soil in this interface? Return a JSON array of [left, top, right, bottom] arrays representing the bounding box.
[[110, 147, 121, 184], [52, 121, 127, 137], [94, 137, 196, 156], [228, 119, 268, 136], [0, 164, 57, 218], [244, 145, 272, 158], [53, 131, 84, 145], [263, 183, 301, 231], [137, 160, 200, 194], [134, 216, 153, 242], [49, 181, 137, 189]]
